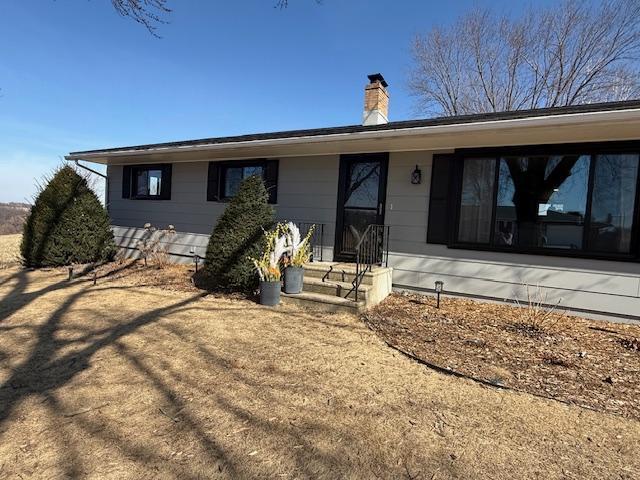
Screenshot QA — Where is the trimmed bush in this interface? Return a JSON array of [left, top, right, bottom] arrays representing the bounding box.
[[21, 166, 116, 267], [205, 175, 275, 292]]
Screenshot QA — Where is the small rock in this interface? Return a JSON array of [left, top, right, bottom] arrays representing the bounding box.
[[604, 376, 614, 384]]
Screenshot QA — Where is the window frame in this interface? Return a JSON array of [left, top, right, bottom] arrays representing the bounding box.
[[447, 141, 640, 262], [126, 164, 172, 200], [207, 159, 279, 204], [219, 161, 266, 200]]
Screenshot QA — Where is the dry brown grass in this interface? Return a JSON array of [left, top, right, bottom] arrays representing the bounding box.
[[0, 234, 21, 268], [0, 267, 639, 479]]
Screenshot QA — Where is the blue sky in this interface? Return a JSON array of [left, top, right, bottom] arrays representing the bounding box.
[[0, 0, 555, 202]]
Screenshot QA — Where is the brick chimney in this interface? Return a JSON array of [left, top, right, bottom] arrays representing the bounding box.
[[363, 73, 389, 126]]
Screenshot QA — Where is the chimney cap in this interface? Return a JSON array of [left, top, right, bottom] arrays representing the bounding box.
[[367, 73, 388, 88]]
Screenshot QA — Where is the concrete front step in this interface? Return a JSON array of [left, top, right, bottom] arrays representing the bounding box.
[[301, 276, 371, 301], [279, 262, 393, 313], [303, 262, 389, 286], [281, 291, 365, 314]]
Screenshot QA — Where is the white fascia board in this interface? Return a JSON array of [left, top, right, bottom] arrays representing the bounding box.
[[65, 108, 640, 162]]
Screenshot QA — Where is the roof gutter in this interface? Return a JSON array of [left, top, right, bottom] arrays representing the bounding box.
[[72, 159, 107, 179], [65, 108, 640, 161]]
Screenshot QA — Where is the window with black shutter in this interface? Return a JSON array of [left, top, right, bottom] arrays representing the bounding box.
[[207, 159, 279, 204], [427, 154, 455, 244], [438, 141, 640, 262], [122, 166, 132, 199], [207, 162, 220, 201], [122, 164, 172, 200]]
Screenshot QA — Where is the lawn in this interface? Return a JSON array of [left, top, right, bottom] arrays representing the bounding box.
[[0, 266, 639, 479], [0, 234, 21, 268]]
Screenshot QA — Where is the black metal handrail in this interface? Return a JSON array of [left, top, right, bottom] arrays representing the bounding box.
[[295, 222, 325, 262], [348, 224, 390, 302]]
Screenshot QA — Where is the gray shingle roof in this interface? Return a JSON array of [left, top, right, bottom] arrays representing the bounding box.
[[69, 99, 640, 156]]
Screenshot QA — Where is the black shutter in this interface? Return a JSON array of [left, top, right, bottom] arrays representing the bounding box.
[[122, 166, 132, 199], [207, 162, 220, 201], [427, 154, 454, 244], [264, 160, 279, 204], [160, 164, 172, 200]]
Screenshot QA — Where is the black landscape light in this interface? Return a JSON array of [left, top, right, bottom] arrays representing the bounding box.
[[434, 280, 444, 308], [193, 253, 201, 273], [411, 165, 422, 185]]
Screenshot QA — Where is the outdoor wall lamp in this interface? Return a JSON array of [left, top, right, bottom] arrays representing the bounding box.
[[411, 165, 422, 185], [434, 280, 444, 308]]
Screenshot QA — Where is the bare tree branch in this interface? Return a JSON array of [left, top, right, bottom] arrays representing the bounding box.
[[410, 0, 640, 116], [110, 0, 171, 37], [275, 0, 323, 8], [110, 1, 322, 37]]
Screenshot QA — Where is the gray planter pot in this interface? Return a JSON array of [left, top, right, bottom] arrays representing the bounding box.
[[284, 266, 304, 294], [259, 280, 281, 306]]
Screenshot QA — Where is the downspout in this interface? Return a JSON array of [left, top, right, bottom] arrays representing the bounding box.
[[72, 159, 109, 210]]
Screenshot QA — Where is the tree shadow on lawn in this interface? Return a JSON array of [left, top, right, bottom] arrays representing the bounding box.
[[0, 274, 450, 479], [0, 280, 236, 477], [0, 269, 33, 322], [153, 323, 423, 478], [152, 316, 462, 478], [0, 270, 466, 478], [0, 260, 138, 325]]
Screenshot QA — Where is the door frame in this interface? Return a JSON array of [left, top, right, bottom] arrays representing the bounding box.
[[334, 152, 389, 262]]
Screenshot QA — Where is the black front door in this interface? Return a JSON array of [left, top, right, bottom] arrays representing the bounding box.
[[334, 153, 389, 261]]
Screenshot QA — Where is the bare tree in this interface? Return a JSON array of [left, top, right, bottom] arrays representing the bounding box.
[[111, 0, 171, 37], [110, 1, 321, 36], [409, 0, 640, 116]]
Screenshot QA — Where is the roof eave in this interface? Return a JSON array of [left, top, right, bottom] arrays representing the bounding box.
[[65, 108, 640, 164]]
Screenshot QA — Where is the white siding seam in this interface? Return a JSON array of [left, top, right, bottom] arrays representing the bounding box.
[[388, 252, 640, 279], [391, 283, 640, 323], [391, 268, 640, 299]]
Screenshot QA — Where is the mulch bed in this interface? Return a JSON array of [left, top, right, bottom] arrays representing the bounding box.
[[92, 260, 204, 292], [365, 292, 640, 420], [33, 260, 202, 293], [90, 260, 250, 300]]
